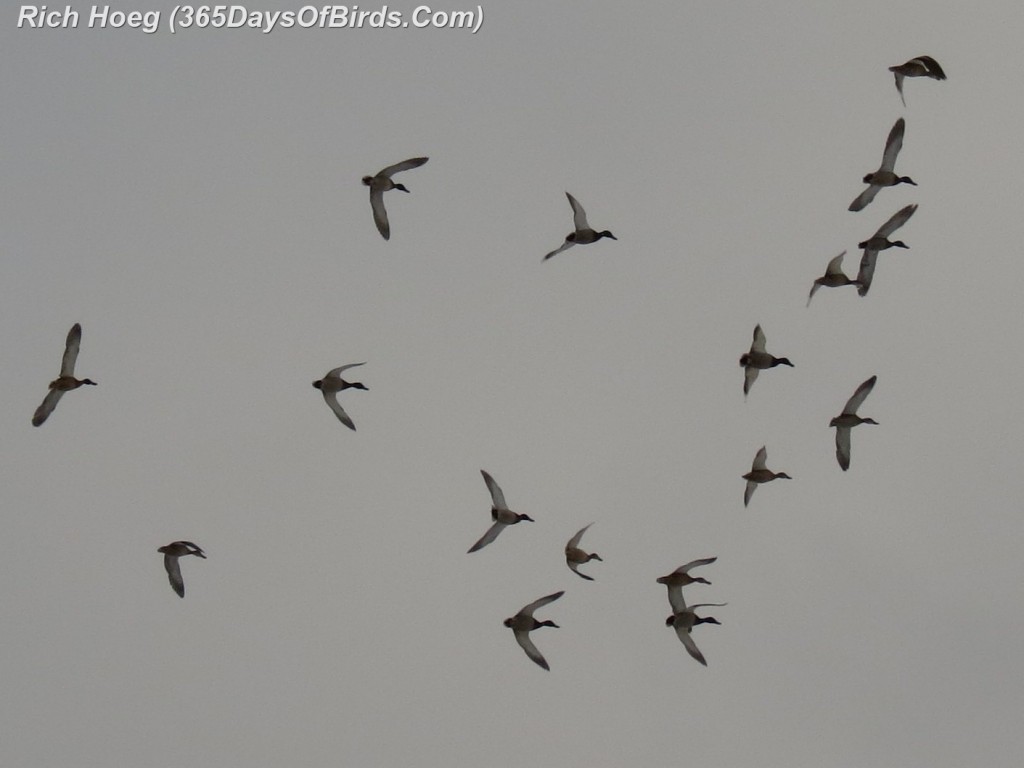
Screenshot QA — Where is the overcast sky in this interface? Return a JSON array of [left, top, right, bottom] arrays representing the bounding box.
[[3, 2, 1023, 766]]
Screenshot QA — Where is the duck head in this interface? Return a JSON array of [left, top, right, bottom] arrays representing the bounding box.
[[772, 357, 794, 368]]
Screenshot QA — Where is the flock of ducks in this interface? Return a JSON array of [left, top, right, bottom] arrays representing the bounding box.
[[30, 56, 945, 669]]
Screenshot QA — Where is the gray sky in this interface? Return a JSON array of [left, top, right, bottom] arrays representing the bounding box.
[[3, 2, 1023, 766]]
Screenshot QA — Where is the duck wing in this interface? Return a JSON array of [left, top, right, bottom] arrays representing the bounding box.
[[842, 375, 877, 415], [61, 323, 82, 376], [674, 624, 707, 666], [824, 251, 847, 276], [874, 204, 917, 239], [566, 523, 593, 550], [834, 425, 852, 471], [893, 72, 907, 106], [322, 390, 356, 430], [880, 118, 906, 173], [325, 362, 366, 379], [567, 560, 594, 581], [750, 324, 766, 354], [743, 479, 757, 507], [915, 56, 946, 79], [163, 555, 185, 598], [513, 629, 550, 670], [543, 239, 575, 261], [480, 470, 508, 510], [32, 389, 65, 426], [517, 590, 565, 618], [377, 156, 428, 179], [673, 556, 717, 576], [369, 187, 390, 240], [666, 583, 688, 615], [856, 247, 879, 296], [751, 445, 768, 471], [743, 365, 760, 396], [565, 192, 590, 231], [849, 183, 882, 212], [467, 520, 505, 553]]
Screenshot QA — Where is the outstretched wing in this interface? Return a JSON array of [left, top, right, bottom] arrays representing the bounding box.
[[565, 192, 590, 231], [856, 248, 879, 296], [518, 590, 565, 618], [377, 156, 428, 178], [513, 629, 550, 670], [480, 470, 507, 509], [880, 118, 906, 173], [566, 523, 593, 550], [674, 625, 707, 666], [164, 555, 185, 598], [843, 375, 877, 415], [874, 204, 917, 239], [322, 391, 356, 430], [893, 72, 907, 106], [32, 389, 65, 427], [750, 324, 766, 354], [849, 183, 882, 212], [369, 187, 390, 240], [61, 323, 82, 376], [834, 425, 852, 471], [467, 521, 504, 553], [543, 239, 574, 261], [751, 445, 768, 471], [325, 362, 366, 379], [824, 251, 847, 276]]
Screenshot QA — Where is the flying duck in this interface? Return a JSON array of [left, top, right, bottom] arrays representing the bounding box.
[[467, 470, 534, 553], [312, 363, 368, 430], [742, 446, 792, 507], [504, 590, 564, 670], [543, 192, 617, 261], [855, 204, 918, 296], [656, 557, 717, 589], [564, 523, 602, 581], [807, 251, 861, 306], [32, 323, 97, 426], [889, 56, 946, 106], [362, 157, 428, 240], [849, 118, 916, 212], [740, 324, 794, 396], [830, 375, 879, 471], [663, 582, 725, 667], [157, 541, 206, 598]]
